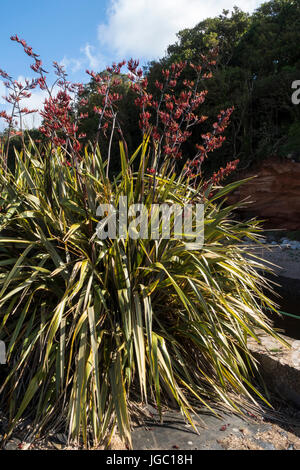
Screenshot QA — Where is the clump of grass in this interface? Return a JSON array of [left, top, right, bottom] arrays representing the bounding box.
[[0, 140, 284, 447], [0, 35, 285, 448]]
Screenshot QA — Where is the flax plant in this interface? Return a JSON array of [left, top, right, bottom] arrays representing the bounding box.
[[0, 137, 284, 447], [0, 35, 286, 448]]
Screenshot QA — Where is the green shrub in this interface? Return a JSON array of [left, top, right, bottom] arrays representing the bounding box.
[[0, 36, 285, 448], [0, 140, 283, 447]]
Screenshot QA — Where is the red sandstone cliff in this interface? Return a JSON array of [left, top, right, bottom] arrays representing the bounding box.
[[228, 158, 300, 230]]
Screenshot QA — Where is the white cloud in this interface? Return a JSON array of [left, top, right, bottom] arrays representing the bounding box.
[[82, 43, 102, 70], [97, 0, 261, 60], [15, 76, 48, 129], [59, 44, 105, 76], [21, 91, 47, 129], [0, 76, 60, 130], [60, 56, 83, 73], [0, 81, 6, 105], [0, 77, 45, 130]]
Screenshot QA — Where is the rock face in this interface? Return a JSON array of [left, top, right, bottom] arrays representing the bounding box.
[[228, 158, 300, 230], [248, 332, 300, 408]]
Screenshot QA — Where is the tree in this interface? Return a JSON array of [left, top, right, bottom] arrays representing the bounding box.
[[146, 1, 300, 172]]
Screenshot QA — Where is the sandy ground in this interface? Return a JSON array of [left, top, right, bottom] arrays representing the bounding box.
[[1, 397, 300, 451]]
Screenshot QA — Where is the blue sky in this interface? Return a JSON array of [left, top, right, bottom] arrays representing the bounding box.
[[0, 1, 107, 82], [0, 0, 262, 129]]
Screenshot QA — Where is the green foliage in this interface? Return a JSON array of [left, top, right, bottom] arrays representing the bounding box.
[[0, 139, 284, 447], [0, 0, 294, 449], [166, 7, 251, 65], [142, 1, 300, 171], [77, 74, 140, 176], [72, 1, 300, 174], [278, 121, 300, 160], [0, 128, 45, 173]]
